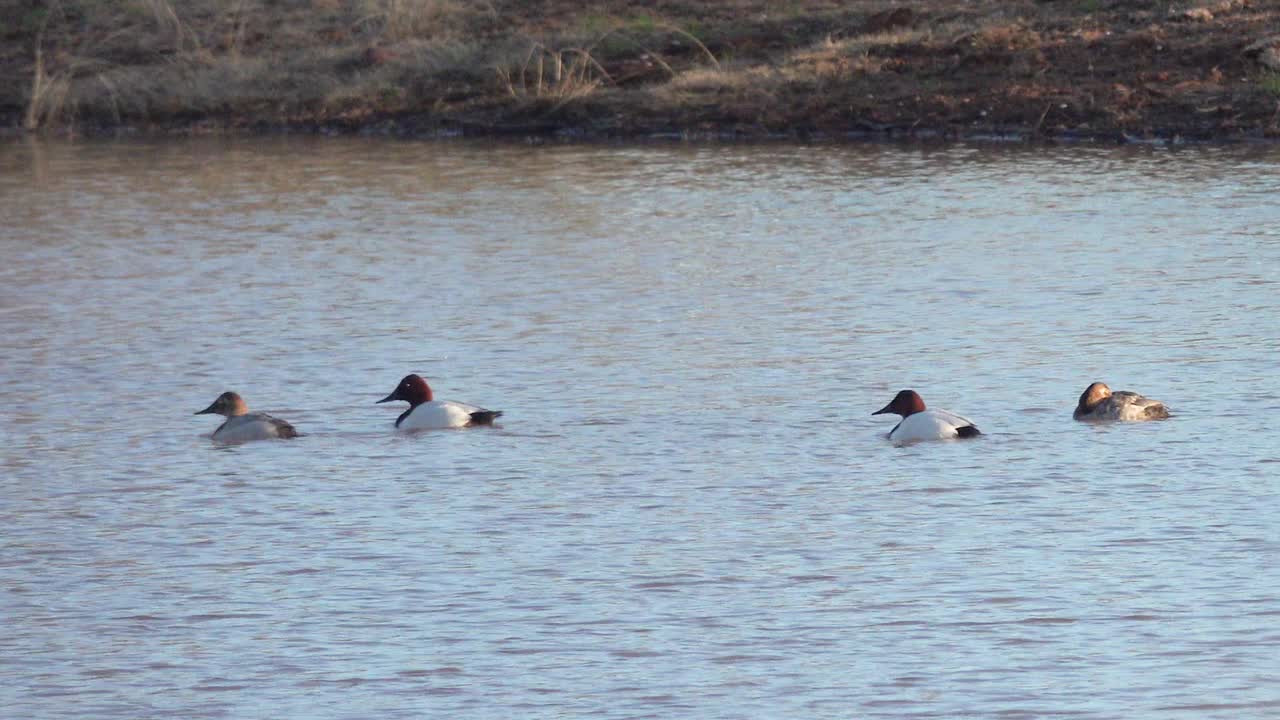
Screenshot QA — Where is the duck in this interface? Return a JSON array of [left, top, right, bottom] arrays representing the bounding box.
[[873, 389, 981, 444], [195, 391, 298, 443], [377, 374, 502, 430], [1073, 382, 1169, 422]]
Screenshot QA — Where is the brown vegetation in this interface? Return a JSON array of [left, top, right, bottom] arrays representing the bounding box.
[[2, 0, 1279, 140]]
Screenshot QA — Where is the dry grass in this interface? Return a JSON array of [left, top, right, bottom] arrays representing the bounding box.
[[496, 43, 610, 104], [352, 0, 496, 43], [4, 0, 508, 127], [783, 21, 982, 81], [658, 19, 989, 119], [3, 0, 1278, 137], [966, 24, 1043, 53], [137, 0, 201, 52]]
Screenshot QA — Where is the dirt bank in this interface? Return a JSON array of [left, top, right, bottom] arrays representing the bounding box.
[[3, 0, 1279, 141]]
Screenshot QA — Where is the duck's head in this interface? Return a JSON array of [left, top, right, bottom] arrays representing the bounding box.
[[1077, 382, 1112, 411], [873, 389, 926, 418], [196, 391, 248, 417], [377, 374, 433, 406]]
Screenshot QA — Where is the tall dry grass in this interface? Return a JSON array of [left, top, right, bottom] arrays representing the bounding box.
[[7, 0, 1273, 134], [354, 0, 495, 43], [493, 22, 720, 109], [10, 0, 508, 128], [496, 43, 609, 104], [137, 0, 201, 51], [9, 0, 733, 128]]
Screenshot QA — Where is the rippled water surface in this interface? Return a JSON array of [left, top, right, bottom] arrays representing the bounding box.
[[3, 138, 1279, 718]]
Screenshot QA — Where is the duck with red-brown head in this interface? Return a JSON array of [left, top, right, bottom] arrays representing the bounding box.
[[873, 389, 980, 444], [377, 373, 502, 430]]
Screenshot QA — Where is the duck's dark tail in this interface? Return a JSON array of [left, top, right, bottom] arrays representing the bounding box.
[[270, 417, 300, 439], [469, 410, 503, 426], [956, 425, 981, 439]]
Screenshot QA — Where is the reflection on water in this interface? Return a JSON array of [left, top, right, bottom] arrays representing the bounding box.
[[2, 137, 1280, 719]]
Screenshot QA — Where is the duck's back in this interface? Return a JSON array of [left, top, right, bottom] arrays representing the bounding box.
[[1085, 392, 1169, 421], [213, 413, 298, 443]]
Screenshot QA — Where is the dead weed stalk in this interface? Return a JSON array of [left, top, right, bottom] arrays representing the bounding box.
[[498, 42, 612, 105]]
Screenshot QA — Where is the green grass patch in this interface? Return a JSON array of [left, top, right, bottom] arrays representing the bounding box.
[[1261, 72, 1280, 97]]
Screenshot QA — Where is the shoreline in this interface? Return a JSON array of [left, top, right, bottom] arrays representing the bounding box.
[[5, 2, 1279, 144], [9, 116, 1279, 146]]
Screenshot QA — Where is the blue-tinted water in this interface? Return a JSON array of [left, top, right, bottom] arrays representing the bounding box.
[[2, 138, 1279, 718]]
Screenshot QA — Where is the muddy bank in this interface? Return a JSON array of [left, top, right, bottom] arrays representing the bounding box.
[[3, 0, 1278, 142]]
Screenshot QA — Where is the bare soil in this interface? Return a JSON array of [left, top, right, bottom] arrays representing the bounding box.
[[3, 0, 1279, 141]]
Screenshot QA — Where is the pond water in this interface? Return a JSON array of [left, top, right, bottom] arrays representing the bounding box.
[[2, 137, 1279, 719]]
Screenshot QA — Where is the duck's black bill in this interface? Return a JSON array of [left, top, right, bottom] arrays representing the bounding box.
[[376, 392, 397, 404], [195, 402, 218, 415], [871, 404, 893, 416]]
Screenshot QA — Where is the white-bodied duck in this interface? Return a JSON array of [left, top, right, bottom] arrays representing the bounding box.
[[873, 389, 981, 444], [195, 391, 298, 443], [377, 374, 502, 430]]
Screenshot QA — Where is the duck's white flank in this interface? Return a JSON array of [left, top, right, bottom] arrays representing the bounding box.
[[887, 408, 980, 444], [398, 400, 492, 431]]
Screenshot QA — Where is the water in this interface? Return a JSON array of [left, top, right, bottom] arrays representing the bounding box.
[[2, 138, 1279, 718]]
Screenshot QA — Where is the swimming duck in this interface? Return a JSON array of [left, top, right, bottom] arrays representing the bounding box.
[[195, 391, 298, 443], [1073, 382, 1169, 422], [377, 374, 502, 430], [873, 389, 981, 444]]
